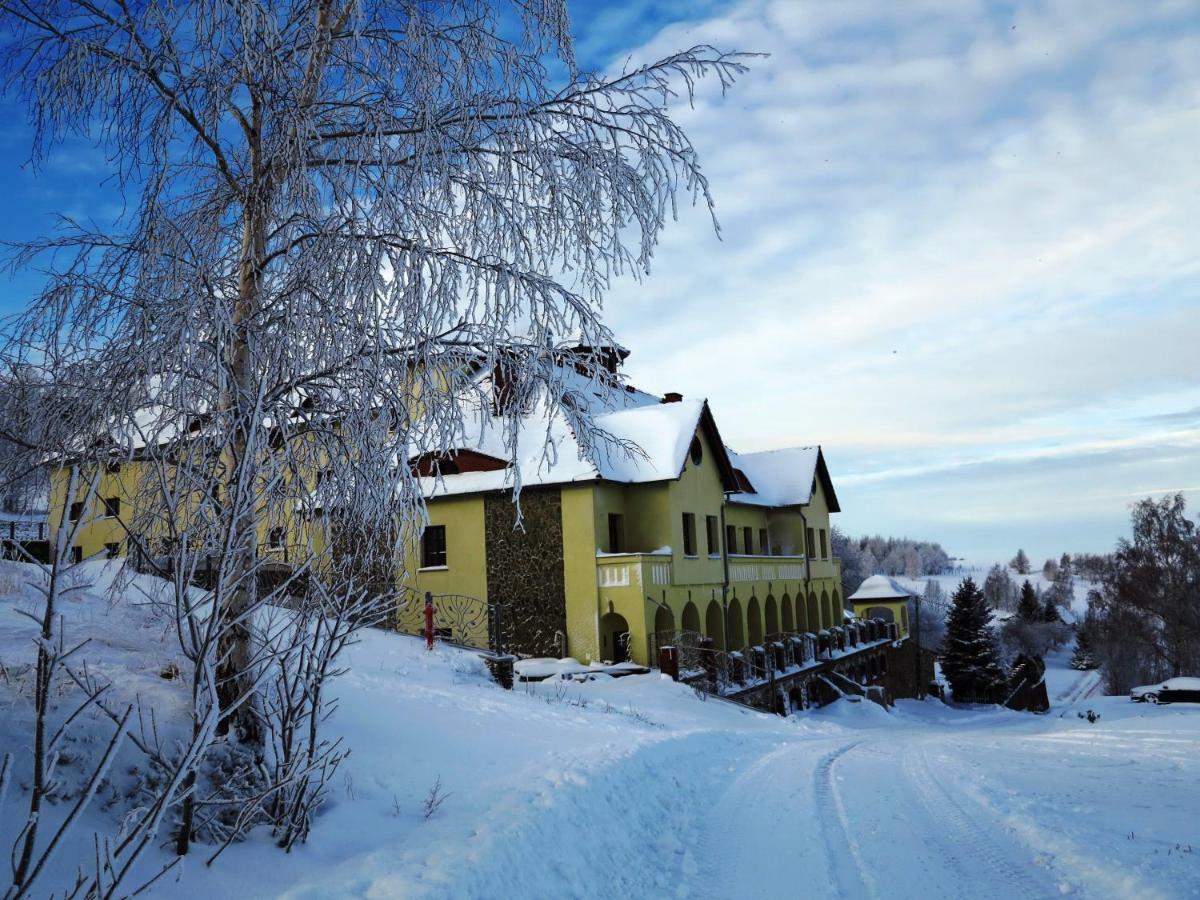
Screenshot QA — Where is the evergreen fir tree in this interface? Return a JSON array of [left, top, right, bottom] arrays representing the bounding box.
[[940, 577, 1008, 703], [1070, 629, 1097, 670], [1041, 593, 1061, 623], [1017, 580, 1041, 622]]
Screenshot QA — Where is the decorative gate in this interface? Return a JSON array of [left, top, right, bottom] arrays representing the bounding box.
[[396, 590, 506, 654]]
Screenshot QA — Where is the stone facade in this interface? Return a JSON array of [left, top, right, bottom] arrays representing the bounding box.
[[882, 641, 937, 701], [484, 488, 568, 658]]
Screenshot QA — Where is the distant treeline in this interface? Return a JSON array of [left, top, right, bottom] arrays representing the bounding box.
[[832, 528, 952, 598]]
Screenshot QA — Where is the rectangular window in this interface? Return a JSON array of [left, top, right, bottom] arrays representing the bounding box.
[[71, 546, 84, 564], [421, 525, 447, 568], [607, 513, 625, 554], [104, 542, 121, 559], [705, 516, 720, 556], [681, 513, 697, 557], [102, 497, 120, 518], [759, 529, 769, 557], [69, 500, 85, 522], [820, 529, 829, 559], [268, 527, 286, 551], [806, 527, 816, 560], [743, 527, 754, 555], [726, 524, 737, 555]]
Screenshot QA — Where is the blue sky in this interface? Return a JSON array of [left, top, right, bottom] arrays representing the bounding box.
[[1, 0, 1197, 565], [577, 0, 1200, 564]]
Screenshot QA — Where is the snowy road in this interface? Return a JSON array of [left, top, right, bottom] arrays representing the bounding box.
[[704, 701, 1199, 900]]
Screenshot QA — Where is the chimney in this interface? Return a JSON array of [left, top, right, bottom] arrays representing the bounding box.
[[661, 392, 683, 404]]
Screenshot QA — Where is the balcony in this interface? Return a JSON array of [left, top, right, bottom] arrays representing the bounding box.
[[727, 554, 806, 584], [595, 552, 672, 590]]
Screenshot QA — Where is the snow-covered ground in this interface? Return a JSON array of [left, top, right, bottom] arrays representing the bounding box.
[[1, 560, 1197, 899]]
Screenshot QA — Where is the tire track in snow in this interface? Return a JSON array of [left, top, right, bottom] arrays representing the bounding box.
[[813, 741, 878, 900], [927, 741, 1170, 900], [901, 742, 1059, 900]]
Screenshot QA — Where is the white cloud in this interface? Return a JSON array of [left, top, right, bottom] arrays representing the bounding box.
[[599, 0, 1200, 559]]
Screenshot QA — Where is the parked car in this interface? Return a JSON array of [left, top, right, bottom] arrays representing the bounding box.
[[1130, 677, 1200, 704]]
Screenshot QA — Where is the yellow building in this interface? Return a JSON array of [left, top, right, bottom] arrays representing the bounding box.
[[392, 346, 854, 668], [48, 342, 890, 672]]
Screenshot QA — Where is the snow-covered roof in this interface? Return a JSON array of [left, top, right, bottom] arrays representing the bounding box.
[[727, 447, 819, 506], [418, 396, 713, 498], [847, 575, 914, 603], [726, 445, 840, 512]]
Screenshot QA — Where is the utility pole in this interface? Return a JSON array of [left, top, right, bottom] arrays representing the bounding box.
[[913, 593, 924, 700]]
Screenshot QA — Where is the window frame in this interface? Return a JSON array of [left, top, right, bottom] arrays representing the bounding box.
[[607, 513, 625, 554], [421, 524, 448, 569], [102, 496, 121, 519], [726, 524, 737, 555], [820, 528, 829, 559], [806, 527, 816, 560], [742, 526, 754, 556], [759, 528, 769, 557], [69, 500, 85, 522], [681, 512, 697, 558], [705, 515, 720, 557], [267, 526, 287, 552]]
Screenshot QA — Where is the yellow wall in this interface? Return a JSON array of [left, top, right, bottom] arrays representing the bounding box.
[[561, 483, 600, 662]]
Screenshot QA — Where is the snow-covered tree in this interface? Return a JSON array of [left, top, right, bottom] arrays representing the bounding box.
[[1009, 549, 1031, 575], [940, 577, 1007, 704], [1090, 494, 1200, 692], [1017, 579, 1041, 622], [0, 0, 752, 863], [1042, 558, 1059, 580], [982, 563, 1016, 611], [1070, 628, 1098, 670], [1041, 592, 1061, 623]]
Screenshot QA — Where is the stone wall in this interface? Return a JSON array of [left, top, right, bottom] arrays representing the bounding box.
[[484, 488, 568, 658], [883, 640, 937, 700]]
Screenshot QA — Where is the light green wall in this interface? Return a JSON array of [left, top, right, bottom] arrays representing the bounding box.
[[562, 483, 600, 662]]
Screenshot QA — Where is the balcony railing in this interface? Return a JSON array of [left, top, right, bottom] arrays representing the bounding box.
[[595, 553, 672, 590], [727, 554, 807, 584]]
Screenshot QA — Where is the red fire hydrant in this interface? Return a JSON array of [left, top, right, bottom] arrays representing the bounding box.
[[424, 593, 435, 651]]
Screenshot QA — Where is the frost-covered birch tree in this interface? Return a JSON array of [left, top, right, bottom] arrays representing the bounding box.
[[0, 0, 751, 851]]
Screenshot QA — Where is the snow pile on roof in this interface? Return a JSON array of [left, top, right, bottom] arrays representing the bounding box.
[[727, 446, 819, 507], [419, 378, 707, 498], [848, 575, 914, 602]]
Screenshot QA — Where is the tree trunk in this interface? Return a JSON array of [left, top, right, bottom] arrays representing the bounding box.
[[215, 193, 266, 746]]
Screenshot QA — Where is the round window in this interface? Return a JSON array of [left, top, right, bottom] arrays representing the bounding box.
[[689, 436, 703, 466]]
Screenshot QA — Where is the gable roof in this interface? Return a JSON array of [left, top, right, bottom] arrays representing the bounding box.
[[726, 445, 840, 512], [418, 394, 742, 498]]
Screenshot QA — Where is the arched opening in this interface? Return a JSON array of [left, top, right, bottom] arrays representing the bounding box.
[[821, 590, 832, 628], [832, 590, 842, 618], [795, 593, 808, 631], [866, 606, 895, 623], [600, 612, 631, 663], [781, 593, 794, 633], [765, 595, 779, 637], [727, 597, 745, 649], [654, 604, 675, 638], [807, 593, 820, 631], [682, 601, 701, 634], [747, 596, 763, 646], [705, 599, 725, 649]]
